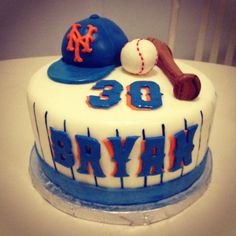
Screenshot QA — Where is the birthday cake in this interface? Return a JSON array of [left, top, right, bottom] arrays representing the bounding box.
[[27, 15, 216, 224]]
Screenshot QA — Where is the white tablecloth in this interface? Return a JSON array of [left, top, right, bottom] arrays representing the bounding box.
[[0, 57, 235, 236]]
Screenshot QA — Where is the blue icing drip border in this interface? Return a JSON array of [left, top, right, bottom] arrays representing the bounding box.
[[35, 145, 208, 206]]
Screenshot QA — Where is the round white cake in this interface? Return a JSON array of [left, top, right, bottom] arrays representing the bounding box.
[[28, 61, 216, 189], [27, 15, 216, 223]]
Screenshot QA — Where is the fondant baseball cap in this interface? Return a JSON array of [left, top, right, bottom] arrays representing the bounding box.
[[48, 14, 128, 84]]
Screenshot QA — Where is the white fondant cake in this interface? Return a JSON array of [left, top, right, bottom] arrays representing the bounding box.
[[28, 61, 216, 186], [27, 15, 216, 222]]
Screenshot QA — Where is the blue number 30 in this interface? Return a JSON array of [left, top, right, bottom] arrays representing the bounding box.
[[88, 80, 163, 110]]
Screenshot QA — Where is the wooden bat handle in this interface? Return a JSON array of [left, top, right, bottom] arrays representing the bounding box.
[[147, 37, 201, 100]]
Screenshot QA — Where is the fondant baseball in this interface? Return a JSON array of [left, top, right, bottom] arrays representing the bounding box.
[[121, 39, 158, 75]]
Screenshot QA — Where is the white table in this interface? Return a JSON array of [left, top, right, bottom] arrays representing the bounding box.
[[0, 57, 235, 236]]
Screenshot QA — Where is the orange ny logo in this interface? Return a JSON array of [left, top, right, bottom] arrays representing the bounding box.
[[66, 24, 98, 62]]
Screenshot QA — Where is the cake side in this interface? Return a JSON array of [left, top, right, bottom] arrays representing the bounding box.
[[27, 61, 216, 190]]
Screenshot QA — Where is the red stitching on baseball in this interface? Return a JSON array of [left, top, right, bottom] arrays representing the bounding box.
[[136, 39, 145, 74]]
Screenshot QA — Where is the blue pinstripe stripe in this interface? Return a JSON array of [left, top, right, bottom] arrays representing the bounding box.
[[33, 102, 44, 159], [196, 110, 204, 166], [44, 111, 57, 171]]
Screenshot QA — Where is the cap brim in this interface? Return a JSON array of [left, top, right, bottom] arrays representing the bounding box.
[[47, 59, 116, 84]]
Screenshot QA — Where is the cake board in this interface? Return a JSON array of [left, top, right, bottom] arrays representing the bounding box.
[[29, 146, 212, 225]]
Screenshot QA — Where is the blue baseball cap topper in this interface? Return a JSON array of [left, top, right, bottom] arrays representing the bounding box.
[[48, 14, 128, 84]]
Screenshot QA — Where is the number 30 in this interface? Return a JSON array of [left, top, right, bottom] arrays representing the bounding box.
[[88, 80, 163, 110]]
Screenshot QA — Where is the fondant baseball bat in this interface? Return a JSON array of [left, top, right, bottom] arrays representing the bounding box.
[[147, 37, 201, 101]]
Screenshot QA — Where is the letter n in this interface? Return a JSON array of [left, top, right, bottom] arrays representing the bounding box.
[[170, 124, 198, 171]]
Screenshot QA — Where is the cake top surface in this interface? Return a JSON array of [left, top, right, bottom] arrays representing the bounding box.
[[46, 14, 204, 102], [28, 60, 215, 130]]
